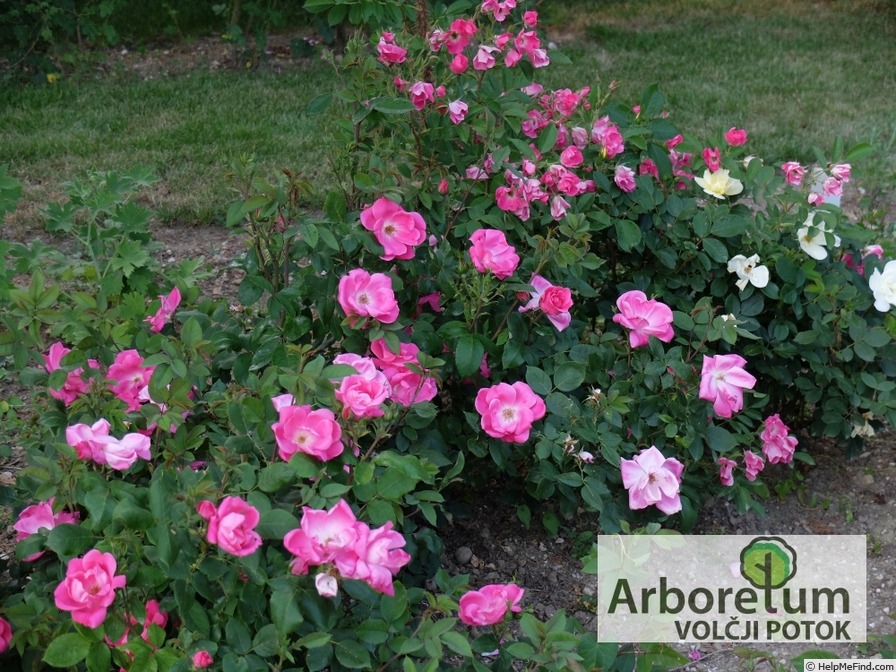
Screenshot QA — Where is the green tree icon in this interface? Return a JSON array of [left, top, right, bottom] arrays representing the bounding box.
[[740, 537, 797, 590]]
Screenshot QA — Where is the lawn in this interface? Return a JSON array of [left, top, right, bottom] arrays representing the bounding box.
[[1, 0, 894, 226]]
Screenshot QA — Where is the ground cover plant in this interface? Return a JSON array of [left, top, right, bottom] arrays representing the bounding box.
[[1, 0, 895, 670]]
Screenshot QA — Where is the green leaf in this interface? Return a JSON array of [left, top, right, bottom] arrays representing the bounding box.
[[615, 219, 641, 251], [372, 97, 417, 114], [525, 366, 552, 395], [863, 327, 891, 348], [705, 424, 737, 453], [845, 142, 875, 162], [226, 618, 253, 655], [297, 631, 332, 649], [455, 334, 485, 378], [553, 361, 585, 392], [702, 237, 729, 263], [538, 123, 558, 155], [257, 509, 300, 539], [252, 624, 280, 657], [712, 215, 748, 238], [86, 640, 112, 672], [307, 93, 333, 115], [46, 524, 94, 556], [43, 633, 91, 667], [257, 462, 296, 493], [441, 631, 473, 658], [334, 640, 372, 668]]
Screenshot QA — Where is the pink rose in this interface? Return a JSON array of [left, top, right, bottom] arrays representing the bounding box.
[[639, 159, 660, 180], [108, 349, 155, 412], [0, 616, 10, 652], [830, 163, 851, 182], [315, 573, 339, 597], [475, 381, 546, 444], [620, 446, 684, 514], [781, 161, 804, 186], [614, 165, 637, 193], [469, 229, 520, 280], [444, 18, 476, 55], [550, 194, 570, 220], [101, 432, 151, 471], [369, 338, 437, 406], [339, 521, 411, 595], [66, 419, 113, 462], [523, 10, 538, 27], [459, 583, 524, 626], [54, 549, 127, 628], [376, 35, 407, 65], [192, 650, 214, 669], [448, 99, 468, 125], [612, 290, 675, 348], [408, 81, 435, 110], [449, 53, 469, 74], [743, 450, 765, 481], [273, 403, 345, 460], [437, 178, 449, 195], [14, 498, 79, 561], [337, 269, 400, 325], [718, 457, 737, 487], [591, 116, 624, 158], [760, 414, 798, 464], [43, 342, 96, 406], [519, 275, 573, 331], [699, 354, 756, 418], [559, 145, 583, 168], [146, 287, 181, 333], [198, 496, 262, 557], [724, 127, 748, 146], [472, 45, 499, 70], [702, 146, 721, 172], [360, 196, 427, 262], [284, 499, 360, 575], [335, 372, 391, 418]]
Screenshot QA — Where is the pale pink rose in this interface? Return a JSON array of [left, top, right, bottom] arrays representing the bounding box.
[[760, 414, 798, 464], [864, 244, 884, 260], [283, 499, 360, 575], [550, 194, 570, 220], [335, 373, 391, 419], [270, 393, 296, 411], [337, 269, 400, 325], [743, 450, 765, 481], [699, 354, 756, 418], [807, 192, 825, 206], [472, 45, 499, 70], [612, 290, 675, 348], [724, 127, 748, 146], [781, 161, 805, 186], [66, 419, 113, 462], [520, 82, 543, 96], [408, 81, 435, 110], [571, 126, 589, 148], [315, 573, 339, 597], [449, 53, 469, 74], [465, 165, 488, 180], [830, 163, 851, 182], [702, 147, 721, 172], [529, 47, 550, 68], [822, 177, 843, 197], [718, 457, 737, 487], [272, 404, 345, 460], [559, 145, 583, 168], [146, 287, 181, 333], [620, 446, 684, 514], [519, 275, 573, 331], [360, 196, 427, 261], [614, 165, 637, 193], [376, 35, 407, 65], [469, 229, 520, 280], [332, 353, 378, 380], [101, 432, 151, 471], [108, 349, 155, 412], [338, 521, 411, 595], [481, 0, 517, 21], [14, 498, 80, 561], [459, 583, 524, 626], [448, 99, 468, 125], [198, 496, 262, 557], [54, 549, 127, 628], [475, 381, 546, 444], [192, 651, 213, 668], [0, 616, 10, 652]]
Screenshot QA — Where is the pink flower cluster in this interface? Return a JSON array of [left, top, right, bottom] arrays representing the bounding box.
[[519, 274, 574, 331], [475, 381, 545, 443], [54, 549, 126, 627], [376, 32, 407, 65], [458, 583, 524, 626], [760, 414, 798, 464], [66, 419, 151, 471], [620, 446, 684, 514], [14, 497, 80, 561], [591, 115, 624, 159], [197, 496, 262, 557], [108, 349, 156, 412], [360, 197, 427, 261], [43, 342, 100, 406], [283, 499, 411, 596]]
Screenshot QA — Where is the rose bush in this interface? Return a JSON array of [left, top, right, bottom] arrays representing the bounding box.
[[0, 0, 893, 669]]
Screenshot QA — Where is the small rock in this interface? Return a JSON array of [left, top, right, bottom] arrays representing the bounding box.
[[454, 546, 473, 565], [548, 572, 558, 584]]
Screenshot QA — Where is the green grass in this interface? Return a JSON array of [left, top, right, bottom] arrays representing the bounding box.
[[1, 0, 894, 226]]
